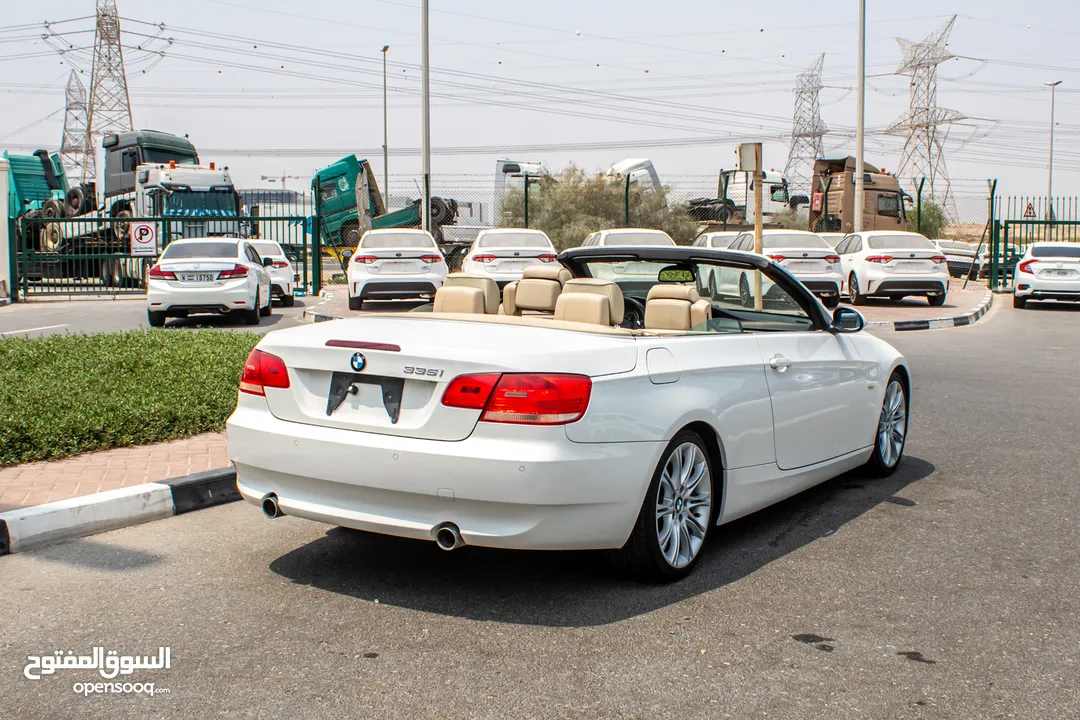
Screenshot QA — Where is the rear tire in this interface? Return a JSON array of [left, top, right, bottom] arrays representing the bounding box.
[[260, 292, 272, 317], [147, 310, 167, 328], [348, 295, 363, 311], [612, 431, 715, 583], [864, 373, 908, 477], [848, 272, 867, 305], [927, 293, 946, 307], [281, 295, 296, 307], [822, 295, 841, 309], [245, 291, 261, 325], [1013, 295, 1027, 309]]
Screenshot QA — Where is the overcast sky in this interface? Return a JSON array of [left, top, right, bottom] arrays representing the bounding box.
[[2, 0, 1079, 202]]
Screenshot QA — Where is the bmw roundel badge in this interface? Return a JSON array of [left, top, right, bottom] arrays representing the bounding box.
[[350, 352, 367, 372]]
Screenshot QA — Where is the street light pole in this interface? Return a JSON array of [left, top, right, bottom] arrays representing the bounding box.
[[854, 0, 866, 232], [420, 0, 431, 233], [381, 45, 390, 205], [1046, 80, 1062, 220]]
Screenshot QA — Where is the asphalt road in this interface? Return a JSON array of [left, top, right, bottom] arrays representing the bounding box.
[[3, 300, 1080, 719], [0, 296, 316, 338]]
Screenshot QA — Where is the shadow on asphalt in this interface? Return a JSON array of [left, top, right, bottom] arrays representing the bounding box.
[[268, 456, 935, 627], [1019, 301, 1080, 313], [163, 298, 305, 330], [30, 537, 163, 571]]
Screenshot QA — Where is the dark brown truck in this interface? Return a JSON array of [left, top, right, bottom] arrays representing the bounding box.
[[808, 157, 909, 233]]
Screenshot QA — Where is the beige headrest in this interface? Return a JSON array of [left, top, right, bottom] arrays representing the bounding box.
[[561, 278, 624, 323], [522, 264, 572, 285], [647, 284, 700, 303], [514, 278, 561, 313], [433, 285, 485, 314], [444, 274, 499, 314], [554, 292, 610, 326]]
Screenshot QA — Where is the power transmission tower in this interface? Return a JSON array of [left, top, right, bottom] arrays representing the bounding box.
[[59, 71, 94, 182], [784, 54, 828, 196], [87, 0, 133, 161], [887, 16, 965, 214]]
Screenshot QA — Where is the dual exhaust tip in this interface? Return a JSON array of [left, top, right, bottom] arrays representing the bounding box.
[[262, 493, 464, 552]]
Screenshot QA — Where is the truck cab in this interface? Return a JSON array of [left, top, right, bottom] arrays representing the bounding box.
[[808, 157, 909, 233], [719, 169, 799, 225]]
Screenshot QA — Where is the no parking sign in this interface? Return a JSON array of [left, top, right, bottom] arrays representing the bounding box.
[[130, 222, 157, 256]]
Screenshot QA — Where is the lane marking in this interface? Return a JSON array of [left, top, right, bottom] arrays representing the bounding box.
[[0, 324, 68, 337]]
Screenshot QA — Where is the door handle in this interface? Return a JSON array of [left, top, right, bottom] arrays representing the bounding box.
[[768, 355, 792, 372]]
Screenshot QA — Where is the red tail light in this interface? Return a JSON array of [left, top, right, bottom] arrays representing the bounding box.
[[148, 265, 176, 280], [825, 254, 840, 263], [441, 373, 592, 424], [218, 264, 249, 279], [239, 349, 290, 396], [767, 254, 786, 262], [420, 254, 442, 264], [441, 373, 501, 410], [865, 255, 894, 263], [930, 255, 947, 264], [352, 254, 378, 264], [1017, 259, 1038, 275], [538, 253, 557, 263], [272, 260, 290, 268], [472, 254, 496, 263]]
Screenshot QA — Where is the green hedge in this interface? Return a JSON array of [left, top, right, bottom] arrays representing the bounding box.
[[0, 330, 260, 467]]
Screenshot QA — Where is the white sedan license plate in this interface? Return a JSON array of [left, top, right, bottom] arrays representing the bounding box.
[[180, 273, 217, 282], [1046, 269, 1072, 277]]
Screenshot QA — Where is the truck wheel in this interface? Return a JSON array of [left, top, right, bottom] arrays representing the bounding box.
[[99, 258, 121, 287], [66, 187, 86, 216], [41, 199, 64, 219], [281, 295, 296, 307]]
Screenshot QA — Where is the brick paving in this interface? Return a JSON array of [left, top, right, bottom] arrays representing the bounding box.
[[0, 432, 228, 513]]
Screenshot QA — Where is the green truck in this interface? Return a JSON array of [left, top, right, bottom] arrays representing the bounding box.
[[312, 154, 459, 248]]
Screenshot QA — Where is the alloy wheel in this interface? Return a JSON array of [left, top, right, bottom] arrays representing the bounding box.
[[655, 441, 712, 568], [877, 380, 907, 467]]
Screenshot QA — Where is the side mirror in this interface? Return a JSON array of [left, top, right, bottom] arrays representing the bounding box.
[[832, 306, 865, 333], [262, 257, 274, 267], [341, 249, 354, 261]]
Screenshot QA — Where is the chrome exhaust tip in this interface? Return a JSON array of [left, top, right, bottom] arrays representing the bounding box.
[[433, 523, 464, 551], [261, 493, 283, 519]]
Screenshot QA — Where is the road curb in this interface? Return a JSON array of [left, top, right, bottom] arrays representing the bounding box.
[[865, 289, 993, 332], [301, 290, 346, 323], [0, 467, 238, 556]]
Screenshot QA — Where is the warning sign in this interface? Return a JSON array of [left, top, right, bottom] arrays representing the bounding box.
[[811, 192, 824, 212], [130, 222, 158, 256], [1023, 202, 1036, 220]]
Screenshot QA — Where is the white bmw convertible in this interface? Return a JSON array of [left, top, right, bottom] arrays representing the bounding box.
[[227, 246, 910, 582]]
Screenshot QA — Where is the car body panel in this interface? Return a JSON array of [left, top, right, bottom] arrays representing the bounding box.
[[838, 231, 948, 298], [1014, 242, 1080, 301], [346, 228, 448, 301], [146, 237, 271, 316]]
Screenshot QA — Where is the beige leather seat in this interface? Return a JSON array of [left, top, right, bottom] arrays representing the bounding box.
[[442, 274, 499, 314], [522, 264, 572, 285], [502, 264, 571, 316], [433, 285, 485, 314], [554, 278, 624, 326], [644, 285, 711, 331]]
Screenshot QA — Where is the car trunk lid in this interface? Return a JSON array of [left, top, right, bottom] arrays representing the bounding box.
[[257, 316, 638, 441]]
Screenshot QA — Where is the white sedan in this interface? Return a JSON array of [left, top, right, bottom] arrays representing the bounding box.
[[147, 237, 273, 327], [228, 246, 910, 582], [460, 228, 558, 286], [344, 229, 448, 311], [725, 230, 844, 308], [1013, 242, 1080, 308], [836, 231, 949, 306], [250, 240, 297, 306]]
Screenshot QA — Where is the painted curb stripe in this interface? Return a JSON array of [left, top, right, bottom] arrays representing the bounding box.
[[868, 290, 993, 333], [165, 468, 240, 515]]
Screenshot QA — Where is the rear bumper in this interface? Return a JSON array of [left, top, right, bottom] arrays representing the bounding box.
[[226, 397, 662, 550], [1015, 275, 1080, 299], [799, 278, 843, 296], [147, 278, 252, 313], [867, 278, 947, 296], [350, 272, 445, 300], [270, 282, 292, 298]]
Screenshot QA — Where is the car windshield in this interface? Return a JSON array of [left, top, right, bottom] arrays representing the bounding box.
[[580, 258, 814, 333], [1032, 245, 1080, 258], [602, 232, 675, 246], [868, 235, 936, 250], [478, 233, 551, 248], [143, 149, 197, 165], [360, 233, 435, 249], [251, 242, 285, 257], [762, 234, 829, 249], [161, 241, 238, 259]]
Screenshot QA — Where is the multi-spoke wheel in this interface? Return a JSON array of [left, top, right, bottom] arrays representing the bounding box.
[[614, 431, 715, 582], [865, 374, 908, 476]]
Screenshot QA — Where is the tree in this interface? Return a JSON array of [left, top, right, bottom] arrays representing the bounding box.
[[499, 165, 699, 250], [916, 198, 949, 239]]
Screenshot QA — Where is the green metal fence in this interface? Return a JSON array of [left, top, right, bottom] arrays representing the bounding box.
[[989, 196, 1080, 290], [13, 215, 310, 299]]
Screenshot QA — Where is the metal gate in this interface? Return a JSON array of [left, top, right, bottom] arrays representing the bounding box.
[[989, 196, 1080, 290], [13, 215, 312, 299]]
